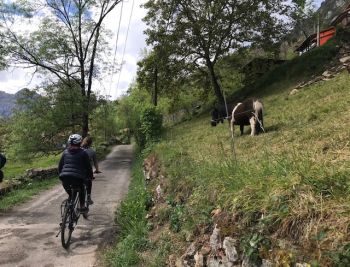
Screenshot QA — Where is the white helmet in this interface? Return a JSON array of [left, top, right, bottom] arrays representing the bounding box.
[[68, 134, 82, 145]]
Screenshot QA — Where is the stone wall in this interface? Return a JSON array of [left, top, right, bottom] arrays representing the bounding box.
[[0, 166, 57, 196]]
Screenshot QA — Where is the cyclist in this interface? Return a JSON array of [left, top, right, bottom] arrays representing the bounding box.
[[0, 153, 6, 183], [58, 134, 93, 212], [81, 136, 100, 205]]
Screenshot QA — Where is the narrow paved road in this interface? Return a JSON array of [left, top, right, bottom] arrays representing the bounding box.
[[0, 145, 133, 267]]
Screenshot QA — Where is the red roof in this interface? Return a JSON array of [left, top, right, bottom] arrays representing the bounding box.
[[295, 27, 336, 52]]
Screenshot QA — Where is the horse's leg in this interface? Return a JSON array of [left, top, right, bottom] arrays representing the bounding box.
[[230, 118, 235, 137], [240, 125, 244, 135], [250, 117, 257, 136]]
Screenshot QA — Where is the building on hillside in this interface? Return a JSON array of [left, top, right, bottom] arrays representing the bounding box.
[[241, 58, 286, 84], [295, 3, 350, 55], [295, 27, 336, 54]]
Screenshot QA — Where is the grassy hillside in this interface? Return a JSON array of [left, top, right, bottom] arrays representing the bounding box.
[[107, 35, 350, 266], [148, 72, 350, 265]]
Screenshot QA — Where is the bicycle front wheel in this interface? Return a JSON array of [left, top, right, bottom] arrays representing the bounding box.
[[61, 207, 73, 249]]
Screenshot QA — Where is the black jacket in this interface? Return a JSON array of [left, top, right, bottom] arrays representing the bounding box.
[[58, 147, 93, 180]]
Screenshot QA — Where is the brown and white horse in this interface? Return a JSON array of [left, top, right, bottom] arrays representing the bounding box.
[[211, 98, 264, 136]]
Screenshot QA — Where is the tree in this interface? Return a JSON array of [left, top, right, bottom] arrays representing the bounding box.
[[1, 0, 122, 136], [291, 0, 317, 39], [7, 83, 107, 158], [137, 50, 161, 106], [90, 97, 118, 144], [137, 44, 186, 106], [143, 0, 301, 104]]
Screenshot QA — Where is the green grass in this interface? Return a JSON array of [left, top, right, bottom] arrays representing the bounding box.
[[2, 154, 60, 181], [1, 145, 111, 212], [109, 29, 350, 266], [105, 156, 151, 267], [150, 71, 350, 265], [0, 177, 59, 211]]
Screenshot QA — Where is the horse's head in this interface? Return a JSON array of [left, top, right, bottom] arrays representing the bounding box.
[[211, 108, 219, 127]]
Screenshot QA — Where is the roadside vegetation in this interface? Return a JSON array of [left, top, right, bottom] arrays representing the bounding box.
[[0, 0, 122, 204], [108, 25, 350, 265], [105, 156, 151, 266]]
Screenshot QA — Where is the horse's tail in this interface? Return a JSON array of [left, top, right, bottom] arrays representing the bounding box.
[[253, 100, 264, 133]]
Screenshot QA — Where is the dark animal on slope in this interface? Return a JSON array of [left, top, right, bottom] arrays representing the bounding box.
[[210, 98, 264, 136], [211, 105, 232, 127]]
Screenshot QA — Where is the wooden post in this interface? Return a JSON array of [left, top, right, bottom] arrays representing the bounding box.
[[317, 13, 320, 47]]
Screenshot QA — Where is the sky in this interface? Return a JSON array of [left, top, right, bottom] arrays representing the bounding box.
[[0, 0, 325, 99], [0, 0, 148, 99]]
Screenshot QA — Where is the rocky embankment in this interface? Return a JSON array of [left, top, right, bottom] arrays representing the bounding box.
[[0, 167, 57, 196], [290, 43, 350, 96]]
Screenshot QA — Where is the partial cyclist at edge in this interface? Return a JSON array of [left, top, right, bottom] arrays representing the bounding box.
[[81, 136, 101, 205], [58, 134, 93, 213]]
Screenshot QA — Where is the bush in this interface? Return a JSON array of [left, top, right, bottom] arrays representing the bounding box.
[[135, 106, 163, 149]]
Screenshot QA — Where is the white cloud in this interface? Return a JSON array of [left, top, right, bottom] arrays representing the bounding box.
[[0, 68, 42, 94], [101, 0, 148, 99], [0, 0, 149, 100]]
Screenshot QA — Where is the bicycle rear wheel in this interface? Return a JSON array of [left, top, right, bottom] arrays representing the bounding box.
[[61, 206, 73, 249], [82, 185, 89, 219]]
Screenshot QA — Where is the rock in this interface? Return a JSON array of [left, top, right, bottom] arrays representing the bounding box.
[[175, 258, 185, 267], [168, 254, 177, 267], [242, 257, 259, 267], [200, 243, 211, 256], [261, 259, 274, 267], [290, 89, 299, 95], [143, 154, 159, 182], [156, 184, 163, 201], [339, 56, 350, 63], [184, 230, 195, 242], [194, 252, 204, 267], [0, 167, 57, 197], [207, 255, 233, 267], [312, 76, 323, 83], [322, 70, 332, 77], [295, 82, 304, 89], [210, 224, 222, 252], [295, 263, 311, 267], [211, 208, 222, 217], [185, 242, 197, 257], [223, 237, 239, 263]]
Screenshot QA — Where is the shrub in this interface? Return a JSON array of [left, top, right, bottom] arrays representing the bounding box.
[[135, 106, 163, 149]]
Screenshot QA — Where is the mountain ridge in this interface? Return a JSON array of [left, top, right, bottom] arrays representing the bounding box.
[[0, 89, 38, 118]]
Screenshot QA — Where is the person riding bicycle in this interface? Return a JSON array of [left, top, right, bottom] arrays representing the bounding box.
[[81, 136, 100, 205], [58, 134, 93, 213]]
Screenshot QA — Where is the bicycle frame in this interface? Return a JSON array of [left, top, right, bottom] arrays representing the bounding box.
[[57, 184, 88, 249]]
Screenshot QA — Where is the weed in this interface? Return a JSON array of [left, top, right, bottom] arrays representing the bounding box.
[[105, 156, 150, 267]]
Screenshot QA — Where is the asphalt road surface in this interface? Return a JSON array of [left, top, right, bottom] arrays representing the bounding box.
[[0, 145, 133, 267]]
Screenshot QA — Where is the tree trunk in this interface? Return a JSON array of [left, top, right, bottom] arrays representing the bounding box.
[[206, 59, 224, 105], [153, 66, 158, 106], [82, 111, 89, 138]]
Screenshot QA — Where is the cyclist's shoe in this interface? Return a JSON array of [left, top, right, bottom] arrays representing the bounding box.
[[78, 206, 89, 213], [88, 195, 94, 205]]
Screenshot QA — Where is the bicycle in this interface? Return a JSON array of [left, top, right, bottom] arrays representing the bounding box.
[[57, 183, 89, 249]]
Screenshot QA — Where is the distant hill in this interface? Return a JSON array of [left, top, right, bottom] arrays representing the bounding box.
[[291, 0, 350, 43], [0, 89, 39, 118], [0, 91, 17, 118], [319, 0, 350, 27]]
